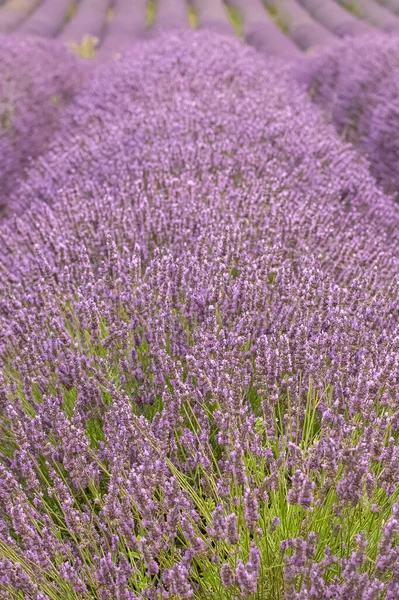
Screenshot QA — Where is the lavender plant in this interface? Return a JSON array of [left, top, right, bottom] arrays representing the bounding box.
[[1, 29, 399, 600], [297, 33, 399, 195], [0, 35, 86, 217]]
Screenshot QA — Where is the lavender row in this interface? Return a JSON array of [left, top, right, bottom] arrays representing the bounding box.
[[58, 0, 110, 44], [153, 0, 189, 30], [296, 0, 372, 37], [263, 0, 337, 51], [1, 31, 399, 599], [0, 0, 40, 33], [0, 35, 86, 218], [18, 0, 72, 37], [97, 0, 148, 59], [229, 0, 301, 59], [297, 33, 399, 195], [192, 0, 235, 35], [335, 0, 399, 31], [379, 0, 399, 14]]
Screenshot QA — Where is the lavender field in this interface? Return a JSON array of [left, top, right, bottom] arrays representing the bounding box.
[[1, 1, 399, 599]]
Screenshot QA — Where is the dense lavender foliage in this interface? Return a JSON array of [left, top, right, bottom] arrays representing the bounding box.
[[298, 33, 399, 195], [1, 30, 399, 599], [0, 35, 86, 216]]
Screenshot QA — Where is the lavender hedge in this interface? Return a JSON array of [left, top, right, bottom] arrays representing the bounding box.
[[18, 0, 72, 38], [297, 0, 373, 36], [377, 0, 399, 14], [153, 0, 190, 31], [0, 35, 86, 217], [192, 0, 235, 35], [297, 33, 399, 195], [97, 0, 148, 60], [335, 0, 399, 31], [1, 30, 399, 600], [0, 0, 41, 33], [58, 0, 110, 44], [229, 0, 301, 59], [263, 0, 337, 51]]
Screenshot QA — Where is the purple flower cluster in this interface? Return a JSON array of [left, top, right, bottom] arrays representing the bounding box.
[[1, 29, 399, 599], [0, 34, 86, 217], [297, 32, 399, 195]]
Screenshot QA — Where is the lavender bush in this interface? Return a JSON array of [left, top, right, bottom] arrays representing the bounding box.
[[0, 35, 86, 216], [1, 30, 399, 599], [297, 33, 399, 195]]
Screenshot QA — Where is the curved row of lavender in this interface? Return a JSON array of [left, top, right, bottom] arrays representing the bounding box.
[[379, 0, 399, 14], [297, 0, 373, 36], [1, 30, 399, 599], [228, 0, 302, 59], [57, 0, 110, 45], [0, 0, 40, 33], [298, 33, 399, 195], [335, 0, 399, 31], [0, 35, 86, 217], [192, 0, 235, 35], [17, 0, 72, 37], [263, 0, 337, 51], [2, 0, 396, 58], [95, 0, 148, 59], [153, 0, 189, 30]]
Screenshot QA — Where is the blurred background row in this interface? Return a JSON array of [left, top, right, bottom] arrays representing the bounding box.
[[1, 0, 399, 60]]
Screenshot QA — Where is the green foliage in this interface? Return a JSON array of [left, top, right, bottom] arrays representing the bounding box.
[[67, 34, 99, 59], [265, 4, 289, 34], [225, 5, 242, 36], [65, 1, 78, 23]]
